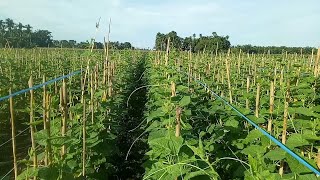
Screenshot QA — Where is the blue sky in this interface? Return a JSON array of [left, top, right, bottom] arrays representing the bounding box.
[[0, 0, 319, 48]]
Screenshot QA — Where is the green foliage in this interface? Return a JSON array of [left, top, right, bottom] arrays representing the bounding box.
[[154, 31, 231, 53]]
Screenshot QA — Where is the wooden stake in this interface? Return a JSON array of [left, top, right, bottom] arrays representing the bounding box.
[[246, 77, 250, 109], [237, 49, 242, 75], [314, 48, 320, 77], [28, 76, 38, 174], [255, 83, 260, 118], [225, 57, 233, 104], [165, 37, 170, 66], [268, 81, 274, 132], [280, 69, 284, 86], [317, 148, 320, 170], [310, 49, 314, 69], [46, 94, 52, 165], [175, 107, 182, 137], [90, 72, 94, 124], [279, 82, 290, 176], [60, 80, 68, 157], [82, 97, 86, 177], [9, 89, 18, 180], [171, 81, 176, 97]]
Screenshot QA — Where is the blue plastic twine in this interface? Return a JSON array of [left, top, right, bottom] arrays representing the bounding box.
[[0, 70, 83, 102]]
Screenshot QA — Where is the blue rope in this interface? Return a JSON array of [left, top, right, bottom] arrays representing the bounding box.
[[0, 70, 83, 102], [179, 69, 320, 176]]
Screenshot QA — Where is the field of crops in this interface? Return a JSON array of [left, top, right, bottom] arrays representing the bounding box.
[[0, 47, 320, 180]]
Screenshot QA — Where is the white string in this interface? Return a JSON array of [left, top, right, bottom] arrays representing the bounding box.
[[0, 127, 30, 148]]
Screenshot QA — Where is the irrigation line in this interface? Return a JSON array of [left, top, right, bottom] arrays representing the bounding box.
[[0, 127, 30, 149], [176, 67, 320, 176], [0, 70, 83, 102]]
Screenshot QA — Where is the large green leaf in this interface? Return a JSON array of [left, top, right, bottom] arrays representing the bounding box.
[[225, 119, 239, 128], [286, 134, 309, 149], [179, 96, 191, 107], [242, 145, 266, 157], [289, 107, 316, 117], [285, 153, 315, 175], [243, 129, 263, 144], [264, 148, 286, 161]]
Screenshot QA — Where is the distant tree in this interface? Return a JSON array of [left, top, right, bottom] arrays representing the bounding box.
[[69, 40, 77, 48], [60, 40, 70, 48], [95, 42, 104, 49], [52, 40, 60, 47], [155, 31, 230, 53], [232, 45, 314, 54], [31, 30, 53, 47], [122, 42, 132, 49], [155, 32, 166, 50], [0, 18, 135, 49], [77, 41, 90, 49]]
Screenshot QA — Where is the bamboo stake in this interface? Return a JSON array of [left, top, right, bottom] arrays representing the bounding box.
[[279, 82, 290, 176], [165, 37, 170, 66], [82, 97, 86, 177], [255, 83, 260, 118], [273, 66, 277, 86], [28, 76, 38, 175], [171, 81, 176, 97], [317, 148, 320, 170], [60, 80, 68, 157], [90, 72, 94, 124], [9, 89, 18, 180], [225, 57, 233, 104], [310, 49, 314, 69], [246, 77, 250, 109], [314, 48, 320, 77], [280, 69, 284, 86], [267, 81, 275, 132], [46, 94, 52, 165], [42, 76, 49, 165], [54, 76, 58, 94], [237, 49, 242, 75], [175, 107, 182, 137], [188, 63, 191, 91]]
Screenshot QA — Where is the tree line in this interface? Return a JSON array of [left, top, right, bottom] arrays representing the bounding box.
[[155, 31, 231, 53], [0, 18, 133, 49], [155, 31, 315, 54], [232, 44, 314, 54]]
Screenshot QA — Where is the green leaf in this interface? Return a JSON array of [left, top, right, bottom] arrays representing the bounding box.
[[243, 129, 263, 144], [312, 105, 320, 112], [17, 168, 38, 180], [289, 107, 316, 117], [286, 153, 314, 175], [247, 115, 266, 124], [286, 134, 309, 149], [179, 96, 191, 107], [297, 174, 319, 180], [38, 167, 59, 180], [242, 145, 266, 157], [28, 119, 44, 126], [67, 159, 78, 169], [225, 119, 239, 128], [264, 149, 286, 161], [34, 129, 48, 146], [184, 171, 208, 180], [303, 133, 320, 141]]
